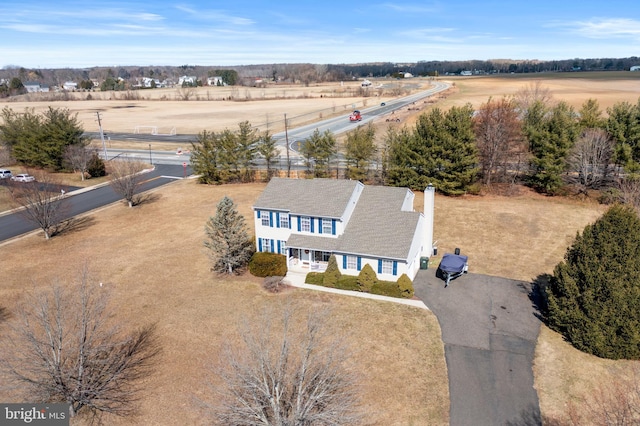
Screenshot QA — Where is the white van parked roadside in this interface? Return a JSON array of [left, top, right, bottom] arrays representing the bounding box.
[[0, 169, 12, 179]]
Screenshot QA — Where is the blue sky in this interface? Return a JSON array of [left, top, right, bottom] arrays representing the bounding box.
[[1, 1, 638, 68]]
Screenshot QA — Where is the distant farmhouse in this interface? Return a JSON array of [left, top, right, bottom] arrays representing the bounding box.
[[207, 76, 225, 86], [24, 81, 49, 93], [631, 65, 640, 71], [252, 178, 435, 281], [178, 75, 197, 86], [62, 81, 77, 91]]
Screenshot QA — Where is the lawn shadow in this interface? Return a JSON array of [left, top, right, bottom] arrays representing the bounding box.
[[529, 273, 552, 324], [52, 216, 97, 237], [0, 305, 9, 323], [133, 192, 161, 206], [504, 403, 542, 426]]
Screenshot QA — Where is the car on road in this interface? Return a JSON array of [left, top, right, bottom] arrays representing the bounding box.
[[11, 173, 35, 182], [380, 102, 386, 106], [0, 169, 12, 179], [349, 110, 362, 122]]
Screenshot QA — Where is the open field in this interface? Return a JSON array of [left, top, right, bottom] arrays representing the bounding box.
[[2, 72, 640, 423]]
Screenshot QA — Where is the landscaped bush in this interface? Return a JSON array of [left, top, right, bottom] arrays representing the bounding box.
[[305, 272, 324, 285], [397, 274, 414, 298], [357, 264, 377, 292], [249, 252, 287, 277], [335, 275, 358, 291], [371, 280, 403, 298], [87, 152, 106, 177], [323, 255, 341, 287]]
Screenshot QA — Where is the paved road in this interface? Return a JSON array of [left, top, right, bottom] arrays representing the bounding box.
[[87, 81, 451, 165], [414, 268, 541, 426], [0, 164, 192, 242]]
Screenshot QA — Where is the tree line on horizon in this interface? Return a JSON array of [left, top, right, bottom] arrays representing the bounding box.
[[1, 55, 639, 97]]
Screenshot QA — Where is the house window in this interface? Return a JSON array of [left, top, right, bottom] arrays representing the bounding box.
[[261, 211, 270, 227], [301, 216, 311, 232], [280, 213, 289, 229], [262, 238, 272, 253], [346, 255, 357, 270], [381, 259, 393, 274], [280, 241, 287, 255], [314, 251, 331, 262], [322, 218, 332, 234]]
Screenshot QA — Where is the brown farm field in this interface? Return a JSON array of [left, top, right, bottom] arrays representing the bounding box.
[[1, 72, 640, 423]]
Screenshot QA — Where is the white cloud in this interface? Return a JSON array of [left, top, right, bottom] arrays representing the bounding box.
[[552, 17, 640, 39]]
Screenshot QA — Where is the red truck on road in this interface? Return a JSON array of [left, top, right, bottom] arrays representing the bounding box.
[[349, 110, 362, 122]]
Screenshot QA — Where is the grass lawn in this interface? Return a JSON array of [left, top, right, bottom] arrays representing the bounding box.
[[2, 73, 640, 423], [0, 180, 449, 425]]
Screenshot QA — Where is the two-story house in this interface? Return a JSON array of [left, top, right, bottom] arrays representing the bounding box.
[[252, 178, 435, 281]]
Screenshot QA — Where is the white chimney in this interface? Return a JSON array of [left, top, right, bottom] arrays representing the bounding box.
[[422, 184, 435, 257]]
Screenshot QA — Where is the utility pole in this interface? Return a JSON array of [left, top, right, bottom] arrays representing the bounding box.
[[96, 112, 107, 160], [284, 113, 291, 177]]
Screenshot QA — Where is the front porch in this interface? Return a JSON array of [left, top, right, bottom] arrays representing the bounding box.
[[287, 248, 331, 273]]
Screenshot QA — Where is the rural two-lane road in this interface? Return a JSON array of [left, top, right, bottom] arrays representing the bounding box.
[[0, 164, 191, 243]]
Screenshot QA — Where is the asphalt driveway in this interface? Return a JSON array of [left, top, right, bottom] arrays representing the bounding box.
[[414, 268, 541, 426]]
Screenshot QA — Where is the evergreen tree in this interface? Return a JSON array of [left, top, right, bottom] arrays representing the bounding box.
[[578, 98, 606, 130], [388, 105, 478, 195], [235, 120, 259, 182], [606, 100, 640, 174], [356, 263, 377, 292], [0, 106, 87, 170], [344, 124, 376, 182], [525, 101, 579, 194], [301, 129, 336, 178], [546, 205, 640, 359], [204, 197, 254, 275], [257, 130, 278, 180], [191, 130, 223, 184]]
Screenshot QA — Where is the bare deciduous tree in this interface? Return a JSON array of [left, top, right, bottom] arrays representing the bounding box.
[[205, 306, 362, 425], [474, 97, 525, 186], [514, 80, 553, 118], [7, 171, 68, 239], [566, 128, 614, 192], [109, 159, 147, 207], [0, 267, 160, 420], [617, 177, 640, 213], [64, 144, 94, 181], [554, 364, 640, 425]]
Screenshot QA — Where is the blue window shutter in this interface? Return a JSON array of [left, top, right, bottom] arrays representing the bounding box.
[[269, 212, 273, 227], [297, 216, 301, 232], [277, 240, 281, 253], [310, 218, 315, 233], [258, 238, 263, 252], [393, 261, 398, 275], [270, 240, 275, 252], [343, 255, 347, 269], [276, 212, 280, 228], [319, 219, 323, 234], [357, 257, 361, 271], [257, 210, 261, 219], [377, 259, 382, 274], [332, 219, 336, 235]]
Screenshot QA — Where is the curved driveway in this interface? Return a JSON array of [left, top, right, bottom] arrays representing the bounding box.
[[414, 268, 541, 425]]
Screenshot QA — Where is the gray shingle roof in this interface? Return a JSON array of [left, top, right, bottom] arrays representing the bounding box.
[[254, 179, 423, 261], [336, 185, 421, 260], [254, 178, 362, 218]]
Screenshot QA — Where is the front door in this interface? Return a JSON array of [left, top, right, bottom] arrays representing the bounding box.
[[300, 249, 310, 264]]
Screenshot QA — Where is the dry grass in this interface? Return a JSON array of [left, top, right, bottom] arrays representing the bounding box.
[[2, 73, 640, 423], [0, 180, 448, 426]]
